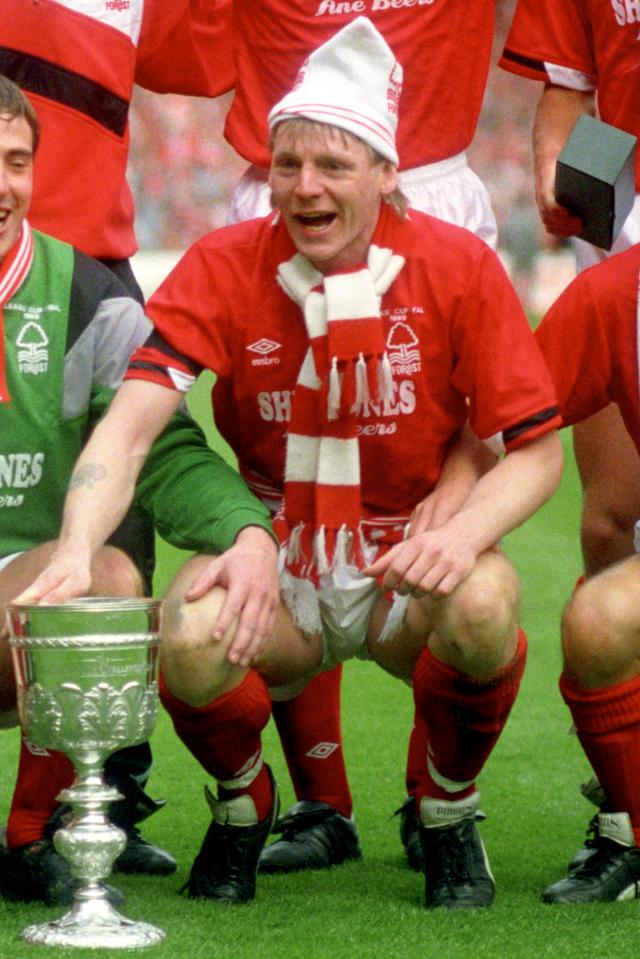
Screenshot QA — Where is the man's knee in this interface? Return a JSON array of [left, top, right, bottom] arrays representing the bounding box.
[[434, 556, 520, 674], [160, 586, 236, 707], [562, 570, 640, 686], [91, 545, 144, 598]]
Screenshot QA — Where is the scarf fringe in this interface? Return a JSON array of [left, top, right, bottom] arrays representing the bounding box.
[[331, 350, 395, 418], [280, 521, 366, 581], [287, 521, 305, 565], [316, 524, 330, 575], [280, 569, 323, 637], [327, 353, 394, 422], [328, 357, 341, 422], [354, 352, 370, 411], [378, 353, 394, 407]]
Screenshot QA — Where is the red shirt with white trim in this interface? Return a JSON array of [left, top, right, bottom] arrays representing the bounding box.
[[499, 0, 640, 188], [128, 204, 560, 518], [225, 0, 496, 172], [535, 243, 640, 454], [1, 0, 234, 260]]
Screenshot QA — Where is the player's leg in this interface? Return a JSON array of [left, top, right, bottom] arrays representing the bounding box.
[[159, 553, 323, 904], [573, 407, 640, 576], [572, 199, 640, 575], [542, 556, 640, 903], [396, 712, 430, 871], [563, 408, 640, 859], [393, 157, 499, 870], [368, 549, 525, 909], [0, 543, 146, 906], [258, 665, 361, 873]]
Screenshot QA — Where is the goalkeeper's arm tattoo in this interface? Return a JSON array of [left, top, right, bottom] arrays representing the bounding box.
[[69, 463, 107, 491]]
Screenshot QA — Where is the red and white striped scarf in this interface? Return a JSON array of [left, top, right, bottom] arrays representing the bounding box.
[[274, 243, 405, 579], [0, 221, 34, 403]]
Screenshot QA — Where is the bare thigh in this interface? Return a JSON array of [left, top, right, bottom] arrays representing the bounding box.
[[573, 406, 640, 574]]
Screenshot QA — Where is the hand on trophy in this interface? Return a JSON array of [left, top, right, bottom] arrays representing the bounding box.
[[14, 544, 93, 607]]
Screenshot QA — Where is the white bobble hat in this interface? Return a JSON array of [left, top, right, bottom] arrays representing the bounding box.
[[268, 16, 402, 165]]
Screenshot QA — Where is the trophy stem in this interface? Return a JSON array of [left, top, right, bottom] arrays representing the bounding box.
[[20, 768, 165, 948]]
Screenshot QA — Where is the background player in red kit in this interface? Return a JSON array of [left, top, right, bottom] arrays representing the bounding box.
[[499, 0, 640, 855], [20, 18, 563, 911], [534, 243, 640, 903], [1, 0, 234, 292], [0, 0, 235, 893], [223, 0, 501, 874]]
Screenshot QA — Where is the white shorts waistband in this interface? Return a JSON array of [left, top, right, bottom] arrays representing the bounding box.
[[398, 152, 468, 189]]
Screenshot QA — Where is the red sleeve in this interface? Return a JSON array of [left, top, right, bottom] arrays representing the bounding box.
[[499, 0, 596, 87], [535, 258, 635, 427], [125, 331, 201, 392], [144, 238, 233, 379], [450, 247, 561, 452], [135, 0, 235, 97]]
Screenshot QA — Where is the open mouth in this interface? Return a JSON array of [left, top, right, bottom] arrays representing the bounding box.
[[294, 212, 336, 231], [0, 210, 10, 226]]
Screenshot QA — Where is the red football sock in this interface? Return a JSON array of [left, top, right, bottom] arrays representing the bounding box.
[[6, 740, 74, 848], [160, 670, 273, 820], [412, 629, 527, 802], [405, 710, 429, 797], [272, 664, 352, 818], [561, 670, 640, 845]]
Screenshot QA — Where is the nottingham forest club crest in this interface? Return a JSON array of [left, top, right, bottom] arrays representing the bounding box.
[[17, 321, 49, 376], [386, 320, 421, 376]]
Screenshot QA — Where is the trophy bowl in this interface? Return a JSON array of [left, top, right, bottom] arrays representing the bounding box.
[[6, 597, 165, 949]]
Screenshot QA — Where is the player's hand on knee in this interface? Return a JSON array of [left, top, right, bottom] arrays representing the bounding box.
[[13, 550, 92, 606], [185, 528, 279, 667], [365, 529, 476, 598]]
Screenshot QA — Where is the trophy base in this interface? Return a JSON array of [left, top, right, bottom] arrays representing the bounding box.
[[21, 899, 165, 949]]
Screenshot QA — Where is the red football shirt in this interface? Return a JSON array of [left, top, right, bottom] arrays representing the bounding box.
[[128, 205, 560, 516], [1, 0, 235, 260], [225, 0, 496, 171], [535, 243, 640, 452]]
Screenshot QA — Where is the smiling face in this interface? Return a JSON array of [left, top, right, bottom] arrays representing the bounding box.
[[269, 120, 397, 274], [0, 114, 33, 261]]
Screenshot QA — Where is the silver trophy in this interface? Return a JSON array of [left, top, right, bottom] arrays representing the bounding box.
[[7, 597, 165, 949]]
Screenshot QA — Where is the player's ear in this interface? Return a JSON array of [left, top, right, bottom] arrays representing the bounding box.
[[380, 161, 397, 197]]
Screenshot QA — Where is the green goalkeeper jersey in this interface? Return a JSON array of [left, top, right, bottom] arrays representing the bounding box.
[[0, 229, 272, 562]]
